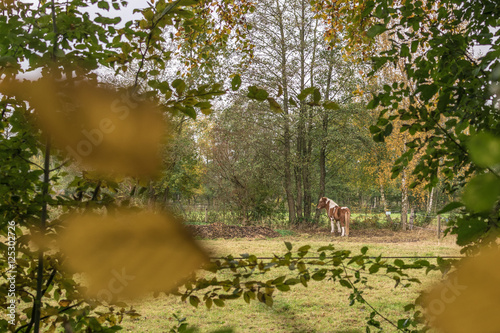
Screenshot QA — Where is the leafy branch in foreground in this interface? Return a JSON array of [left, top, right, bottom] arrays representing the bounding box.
[[166, 242, 454, 332], [361, 0, 500, 253]]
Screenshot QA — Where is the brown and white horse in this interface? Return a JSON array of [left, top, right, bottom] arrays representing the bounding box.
[[317, 197, 351, 236]]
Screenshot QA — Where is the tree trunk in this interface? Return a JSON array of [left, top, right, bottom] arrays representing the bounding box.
[[401, 169, 408, 230], [380, 181, 388, 212], [409, 207, 415, 230], [295, 0, 307, 221], [33, 137, 51, 333], [294, 166, 303, 220], [427, 187, 434, 215], [276, 0, 295, 225], [314, 58, 333, 222], [303, 17, 318, 221]]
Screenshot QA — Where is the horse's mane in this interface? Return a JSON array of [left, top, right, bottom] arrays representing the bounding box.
[[326, 197, 339, 207]]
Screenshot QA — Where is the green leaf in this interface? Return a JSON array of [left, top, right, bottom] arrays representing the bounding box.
[[178, 0, 201, 6], [339, 279, 352, 288], [369, 264, 380, 274], [298, 245, 311, 252], [264, 294, 273, 307], [297, 87, 315, 101], [311, 269, 327, 281], [243, 291, 251, 303], [437, 202, 464, 214], [366, 24, 387, 38], [418, 83, 438, 101], [189, 295, 200, 308], [384, 123, 393, 136], [284, 241, 292, 251], [404, 303, 415, 311], [394, 259, 405, 267], [369, 125, 381, 134], [247, 86, 269, 101], [98, 1, 110, 10], [285, 278, 300, 285], [181, 106, 197, 119], [462, 173, 500, 212], [313, 88, 321, 103], [0, 56, 17, 67], [455, 216, 488, 246], [231, 74, 242, 91], [467, 132, 500, 168], [213, 299, 225, 307], [172, 79, 186, 94], [205, 297, 213, 309], [323, 101, 339, 110], [276, 284, 291, 291], [195, 101, 211, 109], [400, 44, 410, 57], [267, 97, 283, 113], [411, 40, 419, 53]]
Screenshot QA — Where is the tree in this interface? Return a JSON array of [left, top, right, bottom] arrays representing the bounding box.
[[245, 0, 369, 224], [364, 0, 500, 250], [0, 1, 253, 331], [201, 97, 284, 223]]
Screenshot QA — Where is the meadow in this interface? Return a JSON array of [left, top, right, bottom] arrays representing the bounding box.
[[119, 230, 460, 333]]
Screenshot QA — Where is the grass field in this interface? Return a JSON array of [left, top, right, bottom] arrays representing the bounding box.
[[119, 231, 460, 333]]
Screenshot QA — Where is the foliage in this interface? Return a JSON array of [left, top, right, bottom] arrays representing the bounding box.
[[0, 0, 254, 332], [363, 0, 500, 252]]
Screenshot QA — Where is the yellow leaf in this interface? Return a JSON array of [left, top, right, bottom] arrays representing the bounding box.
[[58, 210, 208, 302], [423, 247, 500, 333], [0, 75, 167, 179]]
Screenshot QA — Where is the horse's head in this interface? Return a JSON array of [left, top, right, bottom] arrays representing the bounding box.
[[317, 197, 328, 210]]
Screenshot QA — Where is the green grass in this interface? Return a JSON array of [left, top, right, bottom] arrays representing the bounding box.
[[119, 235, 460, 333], [275, 229, 296, 237]]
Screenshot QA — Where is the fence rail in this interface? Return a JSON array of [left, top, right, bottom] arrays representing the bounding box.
[[209, 255, 463, 260]]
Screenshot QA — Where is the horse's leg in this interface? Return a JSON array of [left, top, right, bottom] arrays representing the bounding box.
[[336, 220, 341, 234], [346, 211, 350, 237], [340, 216, 345, 237], [330, 218, 335, 233]]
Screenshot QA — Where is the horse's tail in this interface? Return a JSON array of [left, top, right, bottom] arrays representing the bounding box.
[[346, 208, 351, 236]]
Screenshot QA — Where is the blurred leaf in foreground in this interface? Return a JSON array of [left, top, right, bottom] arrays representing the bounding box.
[[0, 75, 166, 178], [58, 210, 208, 301], [423, 247, 500, 333]]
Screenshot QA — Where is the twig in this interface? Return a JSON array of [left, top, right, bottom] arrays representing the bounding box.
[[15, 301, 84, 333], [341, 262, 407, 332], [50, 159, 70, 172], [41, 269, 57, 297], [132, 0, 183, 91]]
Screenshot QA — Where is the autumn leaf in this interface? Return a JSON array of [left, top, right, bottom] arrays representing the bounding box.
[[58, 210, 209, 301]]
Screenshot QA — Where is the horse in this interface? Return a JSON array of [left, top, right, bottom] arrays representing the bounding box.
[[317, 197, 351, 237]]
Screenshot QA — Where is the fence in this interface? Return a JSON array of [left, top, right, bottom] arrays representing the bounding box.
[[167, 203, 287, 226], [172, 202, 449, 240], [379, 208, 447, 240]]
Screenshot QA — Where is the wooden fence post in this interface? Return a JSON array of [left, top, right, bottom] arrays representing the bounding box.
[[437, 215, 441, 240], [409, 208, 415, 230]]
